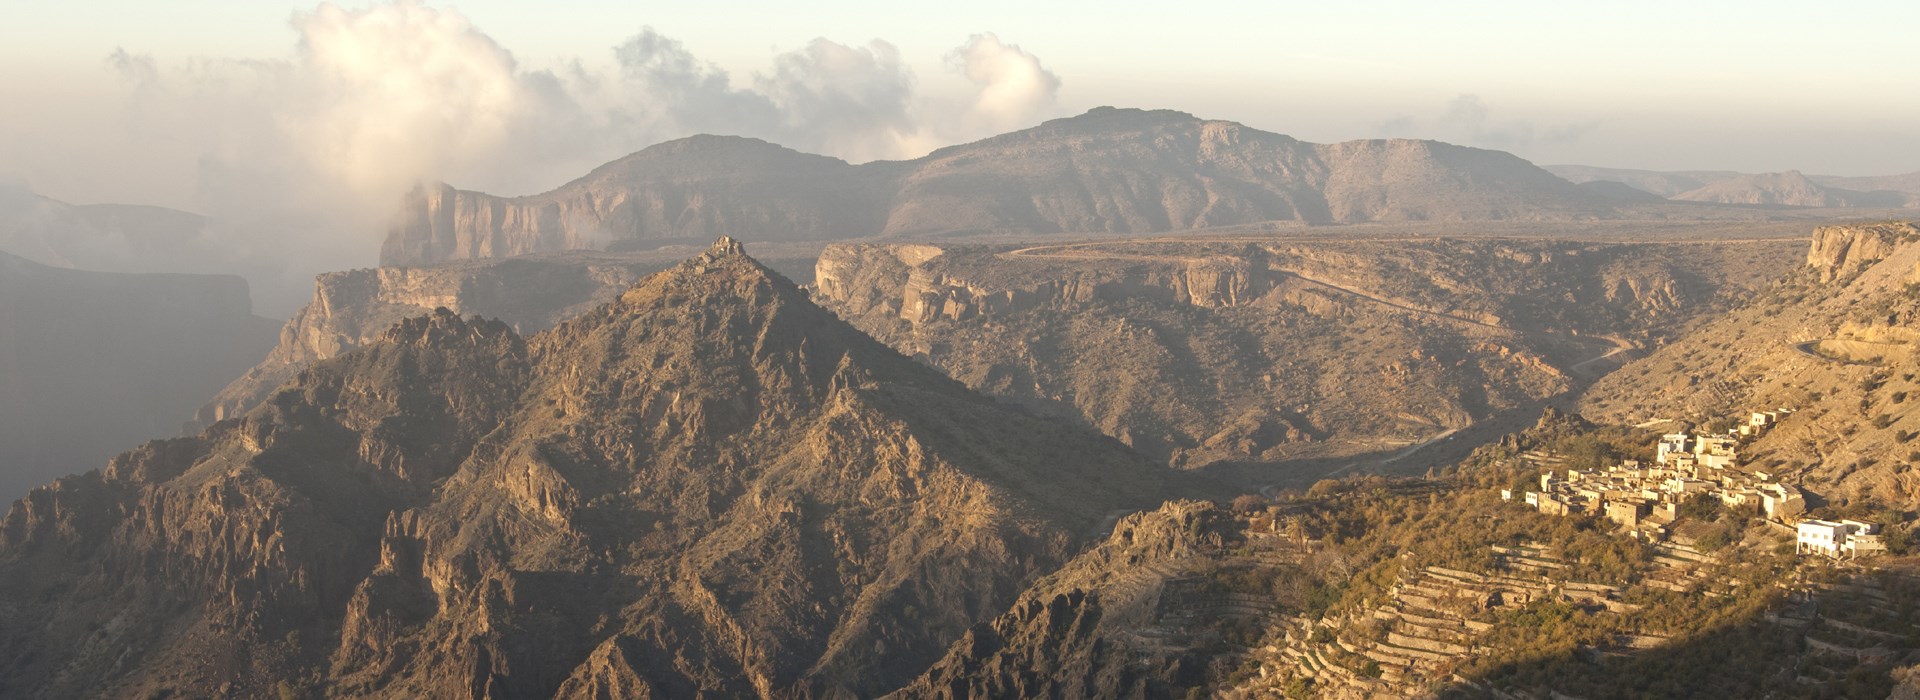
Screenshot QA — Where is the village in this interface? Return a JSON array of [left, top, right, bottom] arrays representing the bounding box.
[[1504, 407, 1889, 560]]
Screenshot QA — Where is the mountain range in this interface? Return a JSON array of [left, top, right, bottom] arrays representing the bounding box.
[[381, 107, 1628, 266], [1548, 165, 1920, 208], [0, 238, 1187, 698]]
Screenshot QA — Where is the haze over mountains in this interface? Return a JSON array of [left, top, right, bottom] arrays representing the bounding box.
[[4, 92, 1920, 698], [0, 252, 278, 500], [1548, 164, 1920, 208], [381, 107, 1623, 266]]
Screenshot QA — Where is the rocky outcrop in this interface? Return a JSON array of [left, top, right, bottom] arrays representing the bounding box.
[[892, 501, 1232, 699], [0, 252, 280, 501], [197, 254, 676, 427], [1807, 221, 1920, 282], [382, 108, 1617, 266], [0, 238, 1180, 699]]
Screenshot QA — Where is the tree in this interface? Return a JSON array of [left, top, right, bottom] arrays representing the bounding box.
[[1231, 493, 1267, 513], [1678, 492, 1722, 522]]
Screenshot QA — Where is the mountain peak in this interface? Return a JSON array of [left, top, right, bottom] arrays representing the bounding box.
[[706, 234, 746, 259]]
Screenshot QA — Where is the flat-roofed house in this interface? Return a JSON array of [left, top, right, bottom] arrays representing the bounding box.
[[1798, 520, 1847, 557]]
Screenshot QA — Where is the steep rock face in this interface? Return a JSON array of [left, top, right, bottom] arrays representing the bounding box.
[[382, 108, 1613, 266], [0, 239, 1177, 699], [0, 252, 280, 500], [1806, 221, 1920, 282], [198, 255, 675, 427], [814, 238, 1798, 471], [890, 500, 1232, 699], [1581, 221, 1920, 506]]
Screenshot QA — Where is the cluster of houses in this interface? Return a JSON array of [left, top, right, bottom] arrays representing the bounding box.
[[1499, 409, 1885, 559]]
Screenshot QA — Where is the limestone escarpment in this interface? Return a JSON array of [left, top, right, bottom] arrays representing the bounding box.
[[0, 239, 1178, 699], [1805, 221, 1920, 282], [381, 108, 1615, 266], [0, 252, 280, 500], [814, 237, 1797, 470]]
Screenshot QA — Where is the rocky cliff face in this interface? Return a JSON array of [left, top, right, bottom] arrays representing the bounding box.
[[0, 239, 1179, 699], [382, 108, 1615, 266], [0, 252, 279, 501], [1581, 221, 1920, 506], [813, 237, 1798, 473], [1806, 221, 1920, 282]]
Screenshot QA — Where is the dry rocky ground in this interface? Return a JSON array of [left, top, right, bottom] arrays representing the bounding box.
[[814, 235, 1799, 479]]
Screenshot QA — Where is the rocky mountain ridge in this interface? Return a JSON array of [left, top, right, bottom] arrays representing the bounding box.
[[382, 108, 1617, 266], [0, 238, 1180, 698], [195, 254, 675, 428]]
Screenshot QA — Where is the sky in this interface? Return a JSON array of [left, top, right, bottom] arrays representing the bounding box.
[[1, 0, 1917, 312]]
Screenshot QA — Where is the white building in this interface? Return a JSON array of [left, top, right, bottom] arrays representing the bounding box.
[[1797, 520, 1848, 557], [1797, 519, 1886, 559], [1657, 434, 1692, 465]]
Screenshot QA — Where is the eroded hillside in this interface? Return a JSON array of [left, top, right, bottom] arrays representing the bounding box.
[[1582, 221, 1920, 507], [814, 236, 1801, 473]]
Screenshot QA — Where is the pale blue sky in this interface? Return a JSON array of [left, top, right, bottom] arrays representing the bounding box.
[[3, 0, 1918, 209]]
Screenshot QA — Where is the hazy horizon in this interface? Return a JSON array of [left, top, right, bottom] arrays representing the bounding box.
[[7, 0, 1919, 210], [2, 0, 1916, 315]]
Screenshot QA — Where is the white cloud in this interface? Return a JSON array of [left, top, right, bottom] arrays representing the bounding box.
[[17, 2, 1067, 314], [949, 33, 1062, 136]]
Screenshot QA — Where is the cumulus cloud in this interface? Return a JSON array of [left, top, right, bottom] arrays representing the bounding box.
[[1378, 94, 1597, 153], [948, 33, 1062, 136], [19, 1, 1065, 314]]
